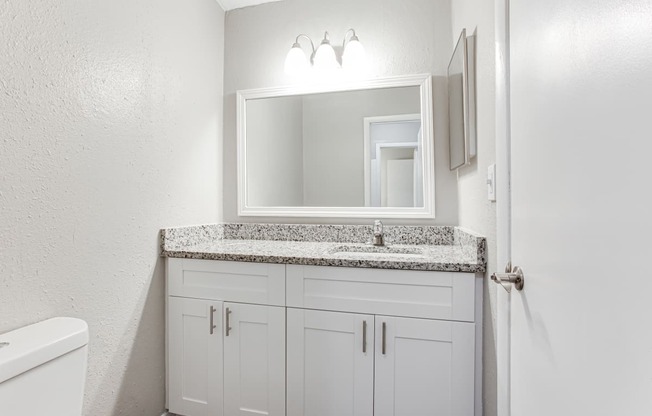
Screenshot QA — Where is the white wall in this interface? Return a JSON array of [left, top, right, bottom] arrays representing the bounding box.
[[450, 1, 498, 416], [223, 0, 457, 224], [246, 96, 304, 206], [0, 1, 224, 415]]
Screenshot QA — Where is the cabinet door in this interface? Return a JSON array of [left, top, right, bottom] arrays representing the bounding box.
[[374, 316, 475, 416], [168, 297, 223, 416], [287, 309, 374, 416], [223, 303, 286, 416]]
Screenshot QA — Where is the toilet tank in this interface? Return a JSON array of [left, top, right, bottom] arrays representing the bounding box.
[[0, 317, 89, 415]]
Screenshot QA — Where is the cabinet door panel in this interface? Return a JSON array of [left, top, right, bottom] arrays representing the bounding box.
[[224, 303, 286, 416], [375, 316, 475, 416], [168, 258, 286, 306], [287, 265, 475, 321], [287, 309, 374, 416], [168, 297, 223, 416]]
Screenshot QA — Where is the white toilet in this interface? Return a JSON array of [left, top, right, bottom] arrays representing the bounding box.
[[0, 317, 89, 415]]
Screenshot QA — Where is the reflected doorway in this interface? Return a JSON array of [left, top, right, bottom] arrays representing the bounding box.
[[363, 114, 423, 207]]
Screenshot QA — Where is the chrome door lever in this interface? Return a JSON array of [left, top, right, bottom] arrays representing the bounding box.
[[491, 263, 525, 293]]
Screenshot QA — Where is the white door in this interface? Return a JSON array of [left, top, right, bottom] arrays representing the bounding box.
[[168, 297, 223, 416], [223, 303, 286, 416], [386, 158, 415, 207], [374, 316, 475, 416], [507, 1, 652, 414], [286, 308, 374, 416]]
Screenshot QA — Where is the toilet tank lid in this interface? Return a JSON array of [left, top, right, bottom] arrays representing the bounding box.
[[0, 317, 88, 384]]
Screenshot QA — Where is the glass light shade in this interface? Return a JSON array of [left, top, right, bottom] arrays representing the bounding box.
[[284, 45, 309, 75], [342, 38, 366, 71], [313, 41, 339, 71]]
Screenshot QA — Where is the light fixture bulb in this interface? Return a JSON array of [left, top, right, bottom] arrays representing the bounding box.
[[342, 36, 366, 72], [313, 34, 339, 71], [284, 43, 309, 76]]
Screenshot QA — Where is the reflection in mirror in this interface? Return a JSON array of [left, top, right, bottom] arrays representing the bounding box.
[[238, 74, 434, 218], [246, 87, 420, 208], [363, 114, 423, 208]]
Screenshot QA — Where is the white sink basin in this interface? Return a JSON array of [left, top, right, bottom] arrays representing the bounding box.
[[329, 245, 426, 259]]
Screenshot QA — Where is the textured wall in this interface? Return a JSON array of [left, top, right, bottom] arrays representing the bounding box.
[[0, 1, 224, 415], [450, 1, 498, 416], [223, 0, 458, 225]]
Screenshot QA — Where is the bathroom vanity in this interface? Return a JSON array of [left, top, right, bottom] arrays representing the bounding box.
[[161, 223, 486, 416]]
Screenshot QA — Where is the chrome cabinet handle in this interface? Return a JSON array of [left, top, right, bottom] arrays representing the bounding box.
[[225, 307, 232, 337], [362, 320, 367, 353], [381, 322, 386, 355], [209, 306, 216, 335], [491, 263, 525, 293]]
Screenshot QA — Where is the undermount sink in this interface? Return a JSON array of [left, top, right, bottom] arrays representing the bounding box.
[[329, 244, 426, 259]]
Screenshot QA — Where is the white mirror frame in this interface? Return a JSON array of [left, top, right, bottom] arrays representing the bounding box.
[[237, 73, 435, 219]]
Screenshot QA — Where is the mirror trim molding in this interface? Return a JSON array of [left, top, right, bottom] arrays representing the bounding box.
[[237, 73, 435, 219]]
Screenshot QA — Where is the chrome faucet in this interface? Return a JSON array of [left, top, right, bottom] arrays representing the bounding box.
[[372, 220, 385, 246]]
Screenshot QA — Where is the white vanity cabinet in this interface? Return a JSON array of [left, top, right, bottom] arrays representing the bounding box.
[[373, 316, 475, 416], [167, 259, 286, 416], [168, 296, 224, 416], [286, 309, 375, 416], [167, 259, 481, 416], [223, 302, 286, 416], [285, 265, 479, 416]]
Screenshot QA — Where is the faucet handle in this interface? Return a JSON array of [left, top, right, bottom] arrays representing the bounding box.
[[373, 220, 383, 236], [372, 220, 385, 246]]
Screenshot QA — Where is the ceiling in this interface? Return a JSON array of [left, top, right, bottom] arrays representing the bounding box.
[[216, 0, 284, 11]]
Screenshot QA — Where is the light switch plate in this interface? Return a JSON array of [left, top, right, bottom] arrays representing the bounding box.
[[487, 164, 496, 201]]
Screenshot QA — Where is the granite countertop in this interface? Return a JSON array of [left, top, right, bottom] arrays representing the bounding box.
[[160, 223, 486, 273]]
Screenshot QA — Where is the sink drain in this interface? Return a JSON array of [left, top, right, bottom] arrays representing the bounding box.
[[0, 342, 9, 349]]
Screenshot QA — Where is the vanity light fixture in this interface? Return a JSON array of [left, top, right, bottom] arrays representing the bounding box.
[[313, 32, 338, 70], [284, 29, 366, 75], [284, 35, 313, 76], [341, 29, 366, 71]]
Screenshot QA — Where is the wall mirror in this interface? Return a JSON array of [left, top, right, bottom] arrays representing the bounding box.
[[237, 74, 435, 218], [448, 29, 477, 170]]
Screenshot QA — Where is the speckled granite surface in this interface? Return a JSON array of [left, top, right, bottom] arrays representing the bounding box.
[[160, 223, 486, 273]]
